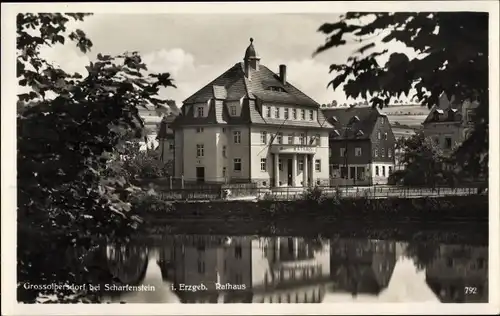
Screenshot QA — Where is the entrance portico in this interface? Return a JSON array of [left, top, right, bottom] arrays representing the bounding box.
[[271, 144, 316, 188]]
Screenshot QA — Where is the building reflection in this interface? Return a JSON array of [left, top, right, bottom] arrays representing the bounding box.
[[156, 235, 331, 303], [425, 245, 488, 303], [329, 239, 397, 296]]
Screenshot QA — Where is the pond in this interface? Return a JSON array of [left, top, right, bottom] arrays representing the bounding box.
[[99, 233, 488, 304]]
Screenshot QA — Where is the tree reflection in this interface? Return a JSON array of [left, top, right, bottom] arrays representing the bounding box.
[[106, 243, 149, 285], [404, 242, 440, 271]]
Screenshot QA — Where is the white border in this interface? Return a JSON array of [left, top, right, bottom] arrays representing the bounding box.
[[1, 1, 499, 315]]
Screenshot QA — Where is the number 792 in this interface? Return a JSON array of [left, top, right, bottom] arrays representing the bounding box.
[[464, 287, 478, 295]]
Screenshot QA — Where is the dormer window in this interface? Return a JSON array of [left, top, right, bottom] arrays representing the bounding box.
[[284, 108, 289, 120], [266, 106, 271, 118], [197, 106, 204, 117], [292, 109, 297, 119], [309, 110, 314, 121], [275, 107, 280, 118], [268, 86, 286, 92], [230, 105, 237, 116], [350, 116, 360, 124]]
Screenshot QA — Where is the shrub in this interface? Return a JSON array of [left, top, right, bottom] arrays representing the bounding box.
[[301, 186, 327, 204]]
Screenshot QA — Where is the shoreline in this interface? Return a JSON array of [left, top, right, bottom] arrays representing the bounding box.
[[140, 195, 489, 223]]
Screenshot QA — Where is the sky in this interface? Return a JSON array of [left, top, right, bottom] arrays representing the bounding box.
[[39, 13, 418, 107]]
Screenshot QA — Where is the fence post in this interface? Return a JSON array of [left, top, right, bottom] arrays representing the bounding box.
[[181, 175, 185, 189], [169, 176, 173, 190]]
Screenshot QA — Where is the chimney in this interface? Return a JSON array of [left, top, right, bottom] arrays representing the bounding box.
[[279, 64, 287, 85]]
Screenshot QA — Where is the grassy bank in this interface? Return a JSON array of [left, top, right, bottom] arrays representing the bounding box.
[[140, 194, 488, 223]]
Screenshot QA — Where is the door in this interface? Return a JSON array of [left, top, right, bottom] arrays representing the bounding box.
[[196, 167, 205, 183], [287, 159, 293, 186]]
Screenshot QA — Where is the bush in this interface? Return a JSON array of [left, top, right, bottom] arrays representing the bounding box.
[[301, 186, 327, 204]]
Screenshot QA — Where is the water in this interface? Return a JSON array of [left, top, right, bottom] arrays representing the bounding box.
[[101, 235, 488, 304]]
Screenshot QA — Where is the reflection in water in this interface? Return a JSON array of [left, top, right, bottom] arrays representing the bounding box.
[[99, 236, 488, 304]]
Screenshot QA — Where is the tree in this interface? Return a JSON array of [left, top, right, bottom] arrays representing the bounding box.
[[388, 132, 457, 187], [332, 100, 338, 107], [314, 12, 488, 179], [17, 13, 176, 302]]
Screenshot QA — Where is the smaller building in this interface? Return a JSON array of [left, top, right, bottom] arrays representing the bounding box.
[[322, 107, 396, 186], [422, 93, 478, 155], [157, 113, 178, 165]]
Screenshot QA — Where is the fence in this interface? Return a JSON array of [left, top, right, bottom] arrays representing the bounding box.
[[153, 184, 484, 202]]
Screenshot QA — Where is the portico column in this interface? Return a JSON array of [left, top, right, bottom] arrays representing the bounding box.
[[274, 153, 280, 187], [293, 237, 299, 258], [292, 154, 297, 187], [310, 155, 315, 186], [303, 154, 309, 187]]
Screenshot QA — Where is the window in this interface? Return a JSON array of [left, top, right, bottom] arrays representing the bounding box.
[[260, 158, 267, 171], [230, 105, 237, 116], [315, 159, 321, 172], [299, 133, 305, 145], [388, 149, 392, 158], [196, 144, 204, 157], [233, 131, 241, 144], [340, 167, 348, 178], [275, 107, 280, 118], [445, 137, 452, 149], [381, 119, 384, 125], [309, 110, 314, 120], [222, 167, 227, 177], [277, 132, 283, 144], [284, 108, 289, 119], [292, 109, 297, 119], [466, 109, 476, 123], [235, 245, 242, 259], [350, 167, 356, 179], [222, 127, 226, 133], [384, 132, 388, 140], [298, 160, 304, 171], [266, 106, 271, 118], [355, 147, 362, 156], [382, 166, 386, 176], [301, 109, 306, 120], [222, 145, 227, 157], [375, 166, 379, 176], [381, 149, 385, 157], [377, 131, 381, 139], [233, 158, 241, 171], [197, 260, 205, 274], [197, 106, 204, 117], [357, 167, 365, 180], [196, 127, 204, 133], [374, 148, 378, 157], [388, 166, 393, 175], [315, 134, 321, 146], [260, 131, 267, 144], [340, 148, 346, 157], [278, 159, 283, 171], [288, 134, 294, 144]]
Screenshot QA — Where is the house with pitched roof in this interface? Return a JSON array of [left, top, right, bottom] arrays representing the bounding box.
[[422, 93, 479, 155], [171, 38, 333, 187], [322, 107, 396, 186]]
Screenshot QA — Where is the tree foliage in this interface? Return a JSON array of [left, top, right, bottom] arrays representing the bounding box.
[[315, 12, 488, 177], [388, 132, 458, 187], [17, 13, 176, 302]]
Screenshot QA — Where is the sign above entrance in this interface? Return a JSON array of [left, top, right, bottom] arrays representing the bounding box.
[[270, 144, 316, 154]]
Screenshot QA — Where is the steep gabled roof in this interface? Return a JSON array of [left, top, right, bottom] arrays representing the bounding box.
[[183, 62, 320, 107], [321, 107, 380, 140]]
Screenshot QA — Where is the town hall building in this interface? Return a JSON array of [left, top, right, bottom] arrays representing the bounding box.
[[170, 38, 333, 188]]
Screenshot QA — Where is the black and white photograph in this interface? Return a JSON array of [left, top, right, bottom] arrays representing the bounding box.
[[1, 1, 499, 315]]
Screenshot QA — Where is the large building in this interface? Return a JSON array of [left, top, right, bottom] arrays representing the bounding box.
[[322, 107, 396, 186], [171, 38, 333, 187], [422, 93, 479, 155]]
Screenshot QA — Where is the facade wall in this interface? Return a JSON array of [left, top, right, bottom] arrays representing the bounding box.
[[249, 126, 330, 187]]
